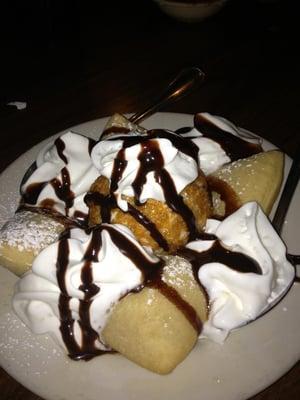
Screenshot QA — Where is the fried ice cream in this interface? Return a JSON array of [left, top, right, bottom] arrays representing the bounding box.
[[88, 126, 212, 251]]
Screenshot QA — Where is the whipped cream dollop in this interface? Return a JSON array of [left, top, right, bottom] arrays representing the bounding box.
[[13, 223, 162, 358], [186, 202, 295, 343], [91, 130, 199, 211], [21, 132, 99, 224], [179, 112, 262, 175]]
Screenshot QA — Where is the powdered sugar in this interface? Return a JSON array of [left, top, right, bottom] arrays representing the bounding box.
[[0, 211, 63, 253], [162, 254, 196, 290]]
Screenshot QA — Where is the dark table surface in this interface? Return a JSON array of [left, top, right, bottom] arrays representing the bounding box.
[[0, 1, 299, 399]]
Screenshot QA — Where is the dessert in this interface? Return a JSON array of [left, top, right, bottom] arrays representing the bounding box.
[[13, 223, 208, 374], [208, 150, 284, 217], [87, 112, 265, 251], [20, 131, 99, 225], [12, 203, 294, 373], [180, 202, 295, 343], [0, 210, 64, 276], [0, 131, 99, 275], [88, 123, 212, 251], [1, 111, 295, 374]]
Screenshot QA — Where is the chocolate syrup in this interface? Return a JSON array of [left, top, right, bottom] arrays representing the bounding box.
[[17, 204, 87, 230], [105, 225, 202, 333], [56, 238, 100, 360], [55, 225, 205, 360], [55, 137, 68, 164], [177, 241, 262, 286], [127, 204, 169, 251], [88, 138, 96, 155], [176, 240, 262, 310], [85, 191, 170, 251], [108, 129, 199, 164], [132, 140, 164, 204], [21, 136, 96, 226], [91, 130, 201, 246], [85, 191, 116, 223], [111, 148, 127, 192], [156, 168, 199, 241], [194, 114, 262, 161], [207, 176, 240, 217], [22, 182, 49, 205], [57, 230, 107, 360], [176, 115, 262, 218], [145, 270, 202, 334], [50, 167, 75, 214]]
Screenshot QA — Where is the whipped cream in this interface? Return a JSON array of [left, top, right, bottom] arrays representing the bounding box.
[[186, 202, 295, 343], [21, 132, 99, 224], [13, 224, 161, 357], [180, 112, 261, 175], [12, 202, 295, 359], [91, 131, 199, 211]]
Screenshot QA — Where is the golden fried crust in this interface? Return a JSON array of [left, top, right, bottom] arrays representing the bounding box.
[[88, 173, 212, 252]]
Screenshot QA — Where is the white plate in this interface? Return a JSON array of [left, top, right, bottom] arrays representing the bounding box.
[[0, 113, 299, 400]]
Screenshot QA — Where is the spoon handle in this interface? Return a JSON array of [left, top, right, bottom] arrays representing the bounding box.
[[129, 67, 205, 124], [272, 144, 300, 234]]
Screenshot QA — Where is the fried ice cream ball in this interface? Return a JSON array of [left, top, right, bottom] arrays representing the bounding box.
[[88, 173, 212, 252]]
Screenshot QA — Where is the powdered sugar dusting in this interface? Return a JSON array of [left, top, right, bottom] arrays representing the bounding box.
[[0, 211, 63, 253], [162, 254, 196, 290], [213, 154, 265, 197]]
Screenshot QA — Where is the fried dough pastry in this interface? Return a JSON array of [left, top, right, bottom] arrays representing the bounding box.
[[0, 210, 64, 276], [102, 255, 208, 374], [101, 113, 147, 138], [207, 150, 284, 217], [88, 173, 212, 252]]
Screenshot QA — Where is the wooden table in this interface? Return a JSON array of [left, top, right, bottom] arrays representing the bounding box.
[[0, 1, 299, 399]]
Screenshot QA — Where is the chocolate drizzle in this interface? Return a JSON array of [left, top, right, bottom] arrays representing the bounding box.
[[176, 115, 263, 218], [194, 114, 262, 161], [51, 167, 74, 213], [94, 121, 263, 246], [176, 115, 262, 161], [111, 148, 127, 192], [88, 129, 202, 246], [144, 269, 202, 334], [57, 229, 106, 360], [156, 168, 199, 241], [176, 241, 262, 320], [21, 182, 48, 205], [55, 225, 206, 360], [127, 203, 169, 251], [21, 136, 96, 226], [21, 119, 285, 366], [207, 176, 241, 218], [105, 224, 204, 334], [56, 224, 264, 361], [177, 241, 262, 279]]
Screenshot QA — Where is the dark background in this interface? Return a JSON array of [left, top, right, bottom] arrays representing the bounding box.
[[0, 0, 299, 172]]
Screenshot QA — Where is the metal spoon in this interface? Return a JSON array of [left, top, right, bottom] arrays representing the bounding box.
[[19, 67, 205, 192], [129, 67, 205, 124]]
